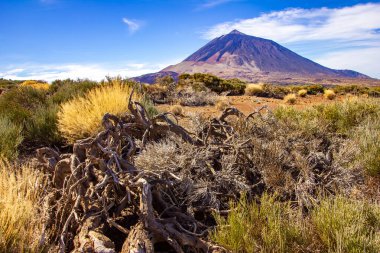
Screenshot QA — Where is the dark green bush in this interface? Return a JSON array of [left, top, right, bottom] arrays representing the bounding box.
[[49, 79, 98, 104], [0, 87, 47, 124], [0, 86, 62, 147], [25, 103, 62, 146], [178, 73, 246, 94], [0, 116, 23, 159], [305, 84, 325, 95]]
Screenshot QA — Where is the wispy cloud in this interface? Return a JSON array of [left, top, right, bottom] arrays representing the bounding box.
[[122, 18, 142, 33], [203, 3, 380, 77], [197, 0, 236, 10], [0, 61, 174, 82]]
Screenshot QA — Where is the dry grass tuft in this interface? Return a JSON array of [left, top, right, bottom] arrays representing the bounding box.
[[0, 160, 47, 252], [245, 83, 263, 96], [58, 83, 140, 142], [215, 98, 230, 111], [324, 89, 336, 100], [298, 89, 307, 97], [284, 93, 297, 104], [171, 104, 183, 116]]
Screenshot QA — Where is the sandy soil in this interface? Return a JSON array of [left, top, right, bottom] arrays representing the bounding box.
[[157, 94, 349, 123]]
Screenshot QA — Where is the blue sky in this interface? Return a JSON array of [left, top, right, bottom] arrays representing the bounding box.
[[0, 0, 379, 81]]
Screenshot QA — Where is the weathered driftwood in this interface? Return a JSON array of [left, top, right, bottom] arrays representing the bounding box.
[[37, 91, 240, 253], [37, 90, 349, 252]]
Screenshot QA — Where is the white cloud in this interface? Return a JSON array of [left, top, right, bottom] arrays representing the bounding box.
[[203, 3, 380, 77], [122, 18, 142, 33], [198, 0, 236, 10], [315, 47, 380, 78], [0, 61, 175, 82], [203, 3, 380, 43]]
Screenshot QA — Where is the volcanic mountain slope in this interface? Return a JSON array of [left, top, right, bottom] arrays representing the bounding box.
[[134, 30, 370, 84]]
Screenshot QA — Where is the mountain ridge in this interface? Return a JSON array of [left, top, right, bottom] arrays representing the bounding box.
[[133, 30, 373, 84]]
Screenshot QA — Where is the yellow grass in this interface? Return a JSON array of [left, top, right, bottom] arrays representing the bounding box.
[[215, 98, 230, 111], [245, 83, 263, 96], [284, 94, 297, 104], [324, 89, 336, 100], [58, 83, 140, 142], [20, 80, 49, 90], [171, 104, 183, 116], [0, 160, 46, 252], [297, 89, 307, 97]]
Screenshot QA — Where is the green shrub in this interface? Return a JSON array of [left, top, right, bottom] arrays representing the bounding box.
[[274, 97, 380, 135], [305, 84, 324, 95], [354, 118, 380, 175], [0, 86, 61, 147], [178, 73, 246, 94], [140, 96, 159, 118], [212, 195, 380, 253], [0, 87, 47, 124], [333, 85, 366, 95], [368, 87, 380, 97], [312, 196, 380, 253], [25, 103, 62, 146], [261, 84, 291, 99], [211, 194, 309, 253], [49, 79, 98, 104], [0, 117, 23, 159]]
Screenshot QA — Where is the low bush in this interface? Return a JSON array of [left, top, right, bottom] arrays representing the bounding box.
[[274, 97, 380, 135], [324, 89, 336, 100], [297, 89, 307, 97], [0, 160, 47, 252], [20, 80, 49, 90], [171, 104, 183, 116], [176, 88, 217, 106], [140, 95, 159, 118], [211, 194, 308, 253], [49, 79, 98, 104], [178, 73, 246, 95], [0, 86, 47, 124], [0, 117, 23, 159], [215, 99, 230, 111], [245, 83, 264, 96], [212, 195, 380, 253], [312, 196, 380, 253], [25, 103, 61, 146], [354, 118, 380, 175], [58, 83, 141, 142], [284, 93, 297, 104], [305, 84, 324, 95]]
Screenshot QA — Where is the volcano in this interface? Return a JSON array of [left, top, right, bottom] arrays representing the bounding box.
[[134, 30, 370, 84]]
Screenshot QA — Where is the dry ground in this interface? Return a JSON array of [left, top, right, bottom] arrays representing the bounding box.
[[157, 94, 354, 124]]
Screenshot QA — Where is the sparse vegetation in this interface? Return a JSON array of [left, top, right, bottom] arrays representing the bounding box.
[[284, 93, 297, 104], [0, 160, 46, 252], [212, 195, 380, 253], [176, 87, 217, 106], [171, 104, 183, 116], [324, 89, 336, 100], [0, 117, 23, 159], [178, 73, 246, 94], [215, 98, 230, 111], [297, 89, 307, 97], [1, 76, 380, 252], [354, 118, 380, 175]]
